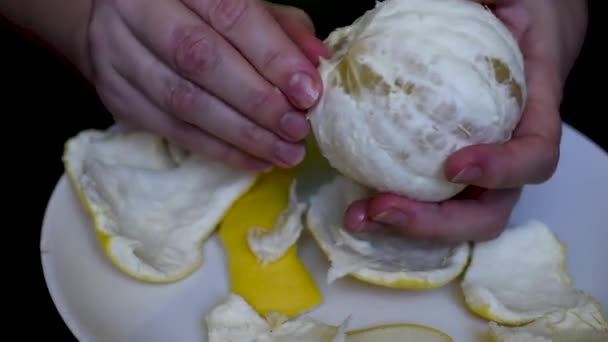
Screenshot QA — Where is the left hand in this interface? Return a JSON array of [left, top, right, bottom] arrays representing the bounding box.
[[82, 0, 328, 171], [342, 0, 588, 243]]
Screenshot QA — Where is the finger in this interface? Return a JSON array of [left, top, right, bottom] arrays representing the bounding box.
[[444, 60, 562, 189], [343, 199, 387, 233], [167, 81, 307, 168], [181, 0, 322, 109], [98, 79, 273, 173], [95, 67, 273, 172], [264, 3, 331, 65], [492, 3, 531, 42], [100, 10, 306, 168], [263, 3, 316, 35], [344, 188, 522, 242], [117, 0, 310, 142]]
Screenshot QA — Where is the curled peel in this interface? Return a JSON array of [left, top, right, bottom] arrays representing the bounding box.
[[206, 293, 453, 342], [461, 220, 590, 326], [488, 296, 608, 341], [247, 179, 308, 266], [218, 168, 322, 318], [306, 175, 470, 289], [62, 128, 257, 283], [206, 293, 349, 342]]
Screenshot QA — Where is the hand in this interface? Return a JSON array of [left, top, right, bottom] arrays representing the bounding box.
[[344, 0, 588, 243], [84, 0, 329, 171]]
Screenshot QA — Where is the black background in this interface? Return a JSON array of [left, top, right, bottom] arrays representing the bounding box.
[[2, 0, 602, 340]]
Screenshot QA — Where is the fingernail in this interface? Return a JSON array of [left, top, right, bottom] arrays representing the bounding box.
[[373, 210, 409, 227], [273, 141, 305, 167], [280, 112, 310, 141], [347, 210, 368, 232], [451, 165, 483, 183], [288, 72, 319, 109]]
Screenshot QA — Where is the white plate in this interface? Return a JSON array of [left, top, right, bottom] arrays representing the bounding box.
[[41, 124, 608, 342]]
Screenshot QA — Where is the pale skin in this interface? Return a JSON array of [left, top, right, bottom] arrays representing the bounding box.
[[1, 0, 588, 243]]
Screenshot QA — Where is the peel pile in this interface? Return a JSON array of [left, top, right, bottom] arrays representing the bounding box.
[[64, 124, 608, 341]]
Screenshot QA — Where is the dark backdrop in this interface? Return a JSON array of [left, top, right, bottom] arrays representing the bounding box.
[[3, 0, 601, 339]]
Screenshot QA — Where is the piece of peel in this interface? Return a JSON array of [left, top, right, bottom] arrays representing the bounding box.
[[461, 220, 587, 325], [206, 293, 453, 342], [306, 175, 470, 289], [206, 293, 347, 342], [218, 168, 322, 318], [62, 128, 257, 283], [488, 295, 608, 341], [347, 323, 453, 342], [247, 179, 307, 265]]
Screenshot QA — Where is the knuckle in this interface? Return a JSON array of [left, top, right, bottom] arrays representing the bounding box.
[[527, 136, 560, 184], [173, 26, 218, 76], [260, 48, 285, 73], [166, 80, 198, 118], [209, 0, 250, 32], [539, 144, 560, 182]]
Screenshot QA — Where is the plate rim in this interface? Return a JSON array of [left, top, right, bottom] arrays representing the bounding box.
[[40, 175, 88, 341]]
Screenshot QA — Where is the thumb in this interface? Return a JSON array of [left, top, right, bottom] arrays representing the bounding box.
[[264, 3, 331, 66]]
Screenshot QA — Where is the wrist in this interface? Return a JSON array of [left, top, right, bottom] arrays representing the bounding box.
[[0, 0, 93, 80], [53, 1, 94, 80]]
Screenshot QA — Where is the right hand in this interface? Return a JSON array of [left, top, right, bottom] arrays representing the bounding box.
[[344, 0, 588, 243], [84, 0, 329, 171]]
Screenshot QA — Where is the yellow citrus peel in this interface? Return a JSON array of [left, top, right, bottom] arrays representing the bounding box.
[[218, 166, 322, 318]]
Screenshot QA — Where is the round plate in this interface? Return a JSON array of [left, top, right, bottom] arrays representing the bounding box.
[[41, 124, 608, 342]]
